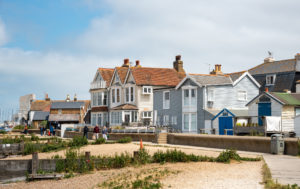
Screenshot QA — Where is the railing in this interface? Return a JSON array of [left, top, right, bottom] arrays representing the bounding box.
[[90, 81, 107, 89]]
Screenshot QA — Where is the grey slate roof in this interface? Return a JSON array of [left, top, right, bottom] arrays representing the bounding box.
[[205, 109, 249, 117], [249, 59, 296, 75], [48, 114, 80, 122], [33, 111, 49, 121], [226, 71, 246, 82], [51, 101, 85, 109], [189, 74, 232, 86]]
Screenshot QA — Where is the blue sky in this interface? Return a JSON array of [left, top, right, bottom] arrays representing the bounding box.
[[0, 0, 300, 121]]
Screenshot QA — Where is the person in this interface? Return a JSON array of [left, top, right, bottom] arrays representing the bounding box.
[[53, 125, 56, 136], [93, 125, 100, 140], [40, 126, 43, 136], [24, 124, 28, 135], [43, 126, 47, 136], [83, 125, 88, 139], [102, 126, 108, 141], [49, 125, 53, 136]]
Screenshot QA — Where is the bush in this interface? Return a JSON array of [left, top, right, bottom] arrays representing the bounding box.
[[68, 136, 88, 147], [0, 130, 7, 134], [117, 137, 132, 143], [24, 142, 40, 155], [216, 149, 241, 163], [93, 138, 106, 145], [30, 133, 39, 141], [134, 148, 151, 165], [13, 125, 25, 130], [1, 136, 23, 144]]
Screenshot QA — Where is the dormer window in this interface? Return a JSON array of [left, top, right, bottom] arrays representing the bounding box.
[[115, 74, 120, 83], [143, 86, 152, 95], [266, 74, 276, 85]]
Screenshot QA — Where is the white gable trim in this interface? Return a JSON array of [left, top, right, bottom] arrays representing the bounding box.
[[175, 75, 202, 90], [92, 70, 102, 83], [109, 68, 118, 87], [124, 69, 136, 85], [232, 71, 261, 88], [246, 92, 285, 107]]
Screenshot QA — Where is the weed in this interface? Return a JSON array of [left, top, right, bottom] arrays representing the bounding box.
[[0, 130, 7, 134], [68, 136, 88, 147], [134, 148, 151, 165], [92, 138, 106, 145], [117, 137, 132, 143]]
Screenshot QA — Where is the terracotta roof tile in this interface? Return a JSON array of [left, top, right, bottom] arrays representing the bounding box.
[[131, 67, 185, 86], [30, 100, 51, 112], [111, 104, 138, 110], [116, 67, 129, 84], [98, 68, 114, 87]]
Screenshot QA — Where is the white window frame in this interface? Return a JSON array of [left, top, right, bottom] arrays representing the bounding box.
[[163, 115, 169, 125], [182, 86, 197, 107], [142, 111, 152, 118], [143, 86, 152, 95], [182, 113, 197, 132], [171, 116, 177, 125], [125, 86, 135, 103], [266, 74, 276, 85], [163, 91, 170, 109], [111, 87, 121, 104], [237, 90, 247, 101], [110, 111, 122, 125], [207, 88, 214, 102], [92, 91, 108, 107]]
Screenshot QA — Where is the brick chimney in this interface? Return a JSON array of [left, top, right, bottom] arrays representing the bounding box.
[[173, 55, 185, 73], [45, 93, 50, 101], [122, 58, 130, 67], [135, 60, 141, 68], [210, 64, 223, 75]]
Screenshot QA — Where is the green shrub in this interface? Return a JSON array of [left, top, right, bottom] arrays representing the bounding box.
[[111, 152, 132, 168], [0, 130, 7, 134], [93, 138, 106, 145], [30, 133, 39, 141], [216, 149, 241, 163], [13, 125, 25, 130], [68, 136, 88, 147], [117, 137, 132, 143], [1, 136, 23, 144], [134, 148, 151, 165], [24, 142, 40, 155]]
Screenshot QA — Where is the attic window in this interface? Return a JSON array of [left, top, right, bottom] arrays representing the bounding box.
[[143, 86, 152, 94], [266, 74, 276, 85], [115, 74, 120, 83]]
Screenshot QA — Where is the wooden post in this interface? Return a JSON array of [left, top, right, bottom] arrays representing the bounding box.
[[32, 152, 39, 175], [85, 151, 90, 161]]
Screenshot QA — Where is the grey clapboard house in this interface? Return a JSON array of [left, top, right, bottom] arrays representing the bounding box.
[[153, 65, 260, 134]]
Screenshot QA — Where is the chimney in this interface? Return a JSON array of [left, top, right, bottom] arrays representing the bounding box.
[[265, 87, 269, 93], [122, 58, 130, 67], [295, 53, 300, 60], [210, 64, 223, 75], [173, 55, 185, 73], [296, 80, 300, 93], [66, 94, 70, 102], [264, 57, 275, 63], [135, 60, 141, 68], [74, 94, 77, 101], [45, 93, 50, 101]]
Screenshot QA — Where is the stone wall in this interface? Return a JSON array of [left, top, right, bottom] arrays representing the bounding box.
[[167, 134, 299, 156]]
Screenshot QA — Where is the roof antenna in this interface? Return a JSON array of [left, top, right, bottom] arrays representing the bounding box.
[[268, 51, 273, 58]]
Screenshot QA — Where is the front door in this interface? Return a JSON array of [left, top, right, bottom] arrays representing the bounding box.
[[219, 117, 233, 135], [258, 103, 271, 126], [124, 111, 131, 125]]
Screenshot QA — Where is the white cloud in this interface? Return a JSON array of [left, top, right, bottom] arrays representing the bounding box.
[[0, 18, 8, 46]]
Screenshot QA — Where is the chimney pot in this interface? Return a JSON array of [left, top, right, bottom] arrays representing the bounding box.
[[173, 55, 185, 73], [175, 55, 181, 61], [265, 87, 269, 93], [122, 58, 130, 67], [74, 94, 77, 101]]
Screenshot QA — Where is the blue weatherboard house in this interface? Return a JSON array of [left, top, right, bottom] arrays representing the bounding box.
[[153, 65, 261, 135]]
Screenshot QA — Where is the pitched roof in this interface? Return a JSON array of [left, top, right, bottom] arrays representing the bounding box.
[[270, 92, 300, 106], [116, 67, 129, 84], [225, 71, 247, 82], [51, 101, 85, 109], [131, 67, 185, 86], [98, 68, 114, 87], [30, 100, 51, 111], [111, 104, 138, 110], [249, 59, 296, 75], [189, 74, 232, 86], [48, 114, 80, 122], [32, 111, 49, 121]]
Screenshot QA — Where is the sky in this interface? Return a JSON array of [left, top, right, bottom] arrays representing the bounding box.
[[0, 0, 300, 120]]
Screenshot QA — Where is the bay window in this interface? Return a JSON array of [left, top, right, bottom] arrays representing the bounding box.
[[183, 113, 197, 132], [91, 91, 108, 107], [125, 86, 135, 103]]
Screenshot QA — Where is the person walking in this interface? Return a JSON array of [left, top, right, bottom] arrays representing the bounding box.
[[102, 126, 108, 141], [93, 125, 100, 140], [24, 124, 28, 135], [50, 125, 53, 136], [40, 126, 43, 136], [83, 125, 89, 139]]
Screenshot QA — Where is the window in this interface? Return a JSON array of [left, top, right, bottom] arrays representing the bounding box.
[[171, 116, 177, 125], [112, 89, 115, 103], [143, 86, 152, 95], [266, 75, 276, 85], [91, 113, 107, 126], [163, 91, 170, 109], [58, 109, 62, 114], [92, 91, 108, 106], [208, 89, 214, 102], [157, 116, 160, 125], [237, 91, 247, 101], [115, 74, 120, 83], [163, 115, 169, 125], [91, 114, 97, 125], [183, 88, 197, 106], [183, 113, 197, 132], [142, 111, 152, 118], [111, 112, 121, 125], [116, 88, 120, 102], [125, 86, 134, 103], [97, 113, 102, 126], [296, 108, 300, 116], [131, 111, 138, 122]]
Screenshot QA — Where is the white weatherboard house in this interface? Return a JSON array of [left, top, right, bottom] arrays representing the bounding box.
[[153, 65, 261, 134], [246, 91, 300, 135]]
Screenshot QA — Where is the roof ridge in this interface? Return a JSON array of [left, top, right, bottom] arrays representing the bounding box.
[[189, 73, 229, 77]]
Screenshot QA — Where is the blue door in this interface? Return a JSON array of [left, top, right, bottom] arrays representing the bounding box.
[[258, 103, 271, 126], [219, 117, 233, 135]]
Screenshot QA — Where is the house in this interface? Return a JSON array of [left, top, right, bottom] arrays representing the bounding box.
[[153, 65, 261, 134], [18, 93, 36, 124], [48, 95, 90, 126], [248, 53, 300, 93], [28, 94, 51, 128], [89, 56, 186, 127], [246, 91, 300, 134]]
